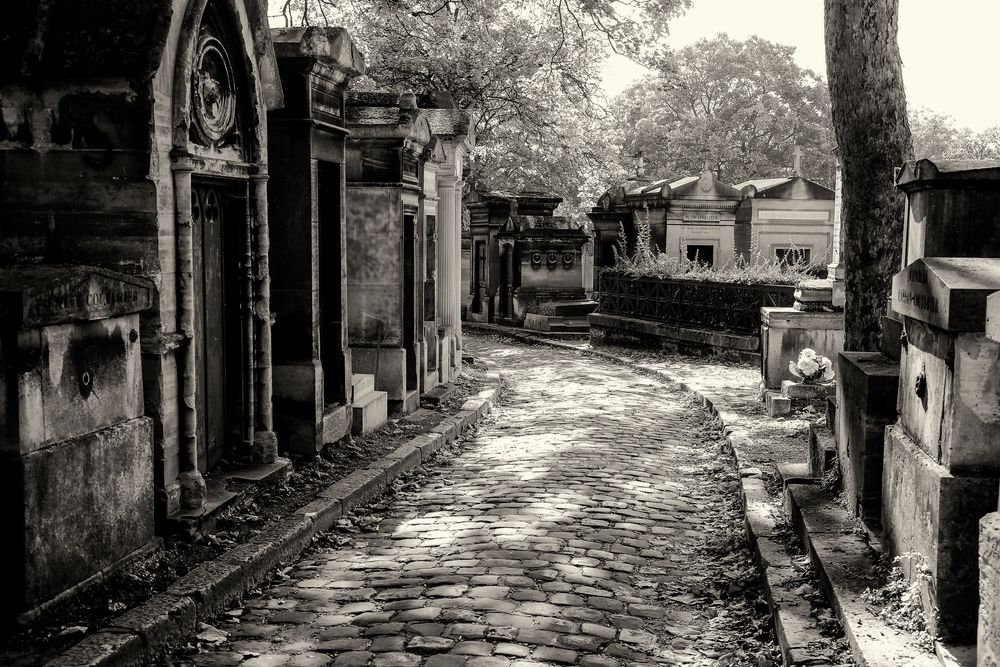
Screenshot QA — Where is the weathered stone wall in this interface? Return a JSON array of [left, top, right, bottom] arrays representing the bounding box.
[[346, 186, 404, 345]]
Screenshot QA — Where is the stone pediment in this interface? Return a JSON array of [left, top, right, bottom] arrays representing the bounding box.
[[271, 26, 366, 79], [892, 257, 1000, 331], [0, 265, 152, 330]]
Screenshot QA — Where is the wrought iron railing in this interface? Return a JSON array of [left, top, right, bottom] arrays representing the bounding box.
[[597, 272, 795, 335]]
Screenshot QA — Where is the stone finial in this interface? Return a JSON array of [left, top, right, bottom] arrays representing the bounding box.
[[399, 91, 418, 110], [793, 278, 835, 311], [793, 145, 804, 177]]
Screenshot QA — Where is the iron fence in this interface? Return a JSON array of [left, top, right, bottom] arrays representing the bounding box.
[[597, 272, 795, 335]]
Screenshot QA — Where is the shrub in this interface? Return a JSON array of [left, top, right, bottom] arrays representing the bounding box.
[[610, 214, 828, 286]]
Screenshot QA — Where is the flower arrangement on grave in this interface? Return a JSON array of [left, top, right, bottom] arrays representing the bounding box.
[[788, 348, 835, 384]]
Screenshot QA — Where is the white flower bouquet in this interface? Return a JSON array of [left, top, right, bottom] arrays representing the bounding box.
[[788, 348, 835, 384]]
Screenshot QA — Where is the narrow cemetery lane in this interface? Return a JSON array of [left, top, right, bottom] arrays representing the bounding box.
[[182, 336, 773, 667]]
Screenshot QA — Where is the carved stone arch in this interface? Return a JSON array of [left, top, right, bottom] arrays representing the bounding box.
[[171, 0, 266, 161]]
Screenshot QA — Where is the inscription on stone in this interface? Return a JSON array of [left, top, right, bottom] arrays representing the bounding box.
[[892, 257, 1000, 331], [0, 267, 152, 329], [683, 211, 721, 222]]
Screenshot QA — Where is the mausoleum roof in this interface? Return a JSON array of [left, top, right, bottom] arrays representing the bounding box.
[[737, 176, 834, 200], [896, 158, 1000, 191], [624, 170, 743, 205]]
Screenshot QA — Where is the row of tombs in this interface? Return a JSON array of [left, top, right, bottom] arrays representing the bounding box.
[[461, 160, 838, 335], [0, 6, 477, 621], [800, 159, 1000, 660]]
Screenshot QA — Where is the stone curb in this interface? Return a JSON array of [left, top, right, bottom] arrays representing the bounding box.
[[464, 323, 839, 665], [47, 362, 503, 667]]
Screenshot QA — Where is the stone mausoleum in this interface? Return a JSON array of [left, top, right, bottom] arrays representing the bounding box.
[[466, 189, 595, 331], [345, 91, 472, 414], [266, 27, 375, 450], [0, 0, 284, 614], [736, 174, 835, 265]]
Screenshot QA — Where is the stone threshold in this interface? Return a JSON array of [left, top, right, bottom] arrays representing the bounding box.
[[166, 458, 294, 536], [46, 362, 503, 667], [465, 322, 955, 666]]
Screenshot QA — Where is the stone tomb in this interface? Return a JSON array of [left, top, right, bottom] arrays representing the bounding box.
[[266, 27, 379, 448], [467, 190, 595, 329], [0, 0, 284, 523], [979, 290, 1000, 666], [0, 266, 154, 618], [622, 169, 744, 268], [883, 257, 1000, 643], [345, 92, 436, 414]]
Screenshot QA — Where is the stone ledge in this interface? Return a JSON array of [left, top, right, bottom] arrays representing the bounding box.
[[46, 359, 502, 667], [784, 482, 942, 666]]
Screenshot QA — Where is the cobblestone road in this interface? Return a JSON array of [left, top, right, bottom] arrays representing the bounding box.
[[180, 337, 770, 667]]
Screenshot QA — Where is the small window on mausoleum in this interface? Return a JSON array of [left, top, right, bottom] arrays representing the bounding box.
[[775, 247, 811, 266], [686, 244, 714, 267]]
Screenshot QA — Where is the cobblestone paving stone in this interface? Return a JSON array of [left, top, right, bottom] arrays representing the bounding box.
[[177, 337, 771, 667]]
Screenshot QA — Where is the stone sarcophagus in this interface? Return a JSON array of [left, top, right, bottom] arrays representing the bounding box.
[[498, 214, 596, 329], [0, 265, 154, 618], [883, 256, 1000, 643]]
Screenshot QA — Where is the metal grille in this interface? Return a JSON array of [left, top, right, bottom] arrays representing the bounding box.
[[597, 272, 795, 335]]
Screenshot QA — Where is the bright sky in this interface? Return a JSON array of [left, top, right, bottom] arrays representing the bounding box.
[[601, 0, 1000, 131]]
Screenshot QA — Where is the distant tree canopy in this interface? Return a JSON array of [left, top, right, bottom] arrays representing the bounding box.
[[909, 107, 1000, 161], [269, 0, 691, 222], [612, 34, 836, 186]]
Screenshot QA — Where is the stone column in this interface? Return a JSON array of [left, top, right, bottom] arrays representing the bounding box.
[[829, 159, 846, 308], [252, 171, 277, 463], [172, 162, 206, 510], [438, 174, 458, 333], [453, 179, 465, 352]]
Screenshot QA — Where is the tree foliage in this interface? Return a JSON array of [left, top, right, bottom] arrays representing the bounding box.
[[268, 0, 689, 222], [909, 107, 1000, 160], [611, 34, 836, 186]]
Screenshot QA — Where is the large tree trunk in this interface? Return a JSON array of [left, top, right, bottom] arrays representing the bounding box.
[[825, 0, 913, 351]]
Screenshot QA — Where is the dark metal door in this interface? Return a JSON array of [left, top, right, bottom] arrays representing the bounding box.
[[193, 178, 248, 471], [318, 162, 346, 406], [403, 213, 417, 391]]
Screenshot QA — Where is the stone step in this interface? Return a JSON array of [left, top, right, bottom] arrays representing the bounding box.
[[351, 388, 388, 436], [421, 383, 456, 406], [783, 482, 943, 667], [807, 424, 837, 478], [351, 373, 375, 402]]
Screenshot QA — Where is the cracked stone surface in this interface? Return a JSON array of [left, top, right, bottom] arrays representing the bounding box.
[[176, 336, 773, 666]]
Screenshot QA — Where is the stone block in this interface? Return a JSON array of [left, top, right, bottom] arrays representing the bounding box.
[[807, 424, 836, 478], [1, 416, 154, 614], [350, 346, 407, 401], [781, 380, 835, 400], [322, 404, 350, 445], [899, 318, 1000, 474], [760, 307, 844, 390], [352, 390, 388, 436], [882, 424, 999, 643], [881, 313, 904, 362], [979, 512, 1000, 667], [765, 392, 791, 417], [896, 158, 1000, 265], [3, 314, 145, 455], [836, 351, 899, 522]]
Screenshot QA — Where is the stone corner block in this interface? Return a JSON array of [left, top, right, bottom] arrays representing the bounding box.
[[45, 630, 145, 667], [295, 496, 344, 533], [105, 593, 196, 657], [166, 557, 249, 619]]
